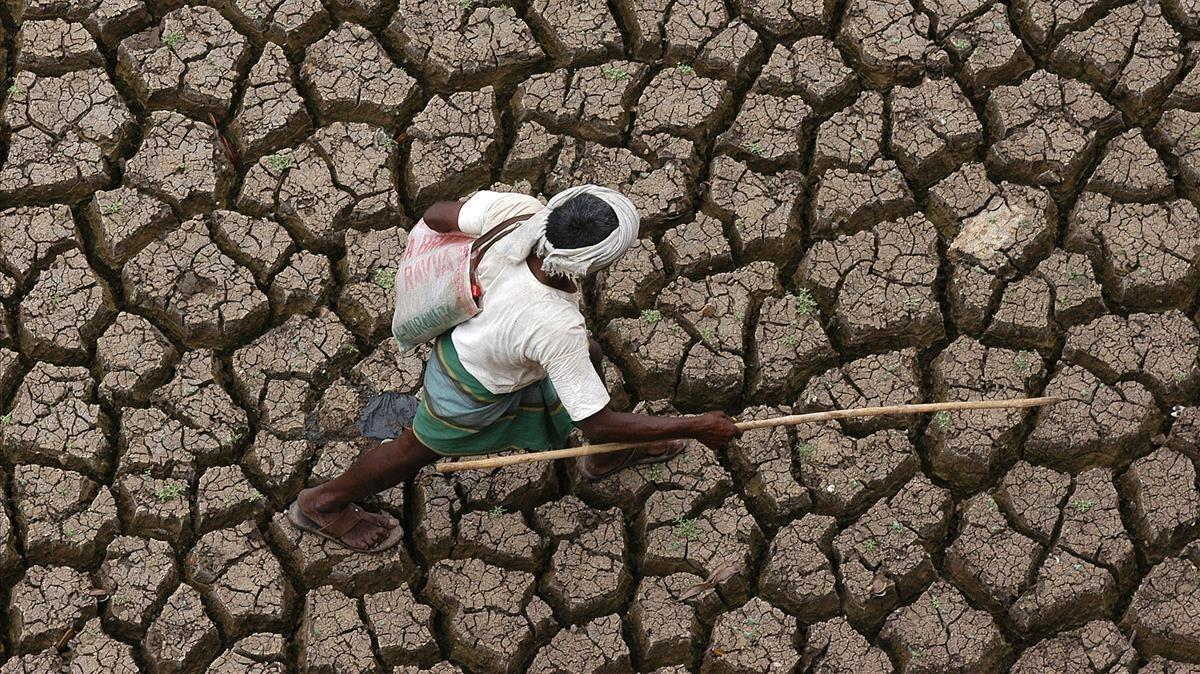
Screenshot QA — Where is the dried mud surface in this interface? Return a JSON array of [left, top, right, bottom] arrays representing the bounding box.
[[1, 0, 1199, 672]]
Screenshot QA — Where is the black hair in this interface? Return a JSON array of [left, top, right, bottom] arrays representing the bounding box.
[[544, 193, 619, 249]]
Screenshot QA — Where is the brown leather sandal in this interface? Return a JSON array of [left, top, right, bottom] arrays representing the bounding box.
[[286, 500, 404, 553]]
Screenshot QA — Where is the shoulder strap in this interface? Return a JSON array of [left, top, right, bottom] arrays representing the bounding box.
[[470, 213, 533, 267]]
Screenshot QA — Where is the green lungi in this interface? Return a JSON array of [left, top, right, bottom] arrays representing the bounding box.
[[412, 330, 574, 456]]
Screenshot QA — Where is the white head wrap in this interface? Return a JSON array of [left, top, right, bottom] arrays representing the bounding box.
[[497, 184, 640, 278]]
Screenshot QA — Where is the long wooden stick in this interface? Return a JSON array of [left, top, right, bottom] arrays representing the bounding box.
[[434, 396, 1059, 473]]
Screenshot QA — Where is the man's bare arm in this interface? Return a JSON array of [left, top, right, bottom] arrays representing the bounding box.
[[423, 201, 463, 233], [575, 407, 741, 450]]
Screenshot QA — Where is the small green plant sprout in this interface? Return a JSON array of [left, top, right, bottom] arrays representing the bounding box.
[[246, 8, 263, 20], [374, 128, 398, 150], [953, 38, 970, 51], [850, 478, 863, 489], [101, 198, 125, 216], [1013, 351, 1030, 372], [641, 308, 662, 324], [7, 84, 24, 101], [904, 295, 921, 313], [648, 463, 663, 481], [794, 442, 815, 462], [265, 152, 293, 172], [1066, 269, 1087, 284], [162, 30, 184, 49], [676, 64, 695, 75], [0, 414, 11, 426], [248, 490, 265, 503], [887, 35, 902, 45], [742, 616, 759, 642], [155, 482, 186, 502], [345, 343, 359, 355], [673, 515, 701, 541], [488, 505, 505, 518], [793, 288, 817, 316], [227, 430, 243, 445], [746, 141, 766, 156], [458, 0, 473, 10], [64, 525, 77, 538], [934, 410, 951, 429], [375, 267, 397, 290], [864, 538, 878, 552], [890, 519, 903, 532], [1071, 498, 1095, 514], [780, 334, 799, 348], [601, 64, 629, 81], [700, 327, 716, 342], [930, 595, 942, 611]]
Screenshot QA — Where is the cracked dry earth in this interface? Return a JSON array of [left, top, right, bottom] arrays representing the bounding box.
[[3, 1, 1200, 673]]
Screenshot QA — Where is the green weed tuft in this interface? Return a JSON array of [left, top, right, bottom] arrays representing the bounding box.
[[163, 30, 184, 48], [673, 515, 701, 541], [101, 198, 125, 216], [676, 64, 694, 75], [794, 288, 816, 316], [155, 482, 186, 502], [374, 128, 398, 149], [601, 64, 629, 81], [1071, 498, 1094, 513], [934, 411, 951, 429], [266, 153, 293, 172], [641, 309, 662, 324], [375, 268, 397, 290], [794, 442, 815, 462], [1013, 351, 1030, 372]]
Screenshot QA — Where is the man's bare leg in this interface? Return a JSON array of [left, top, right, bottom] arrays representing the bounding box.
[[579, 338, 681, 475], [297, 428, 439, 550]]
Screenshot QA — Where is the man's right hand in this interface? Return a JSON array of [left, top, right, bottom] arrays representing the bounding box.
[[691, 411, 742, 450]]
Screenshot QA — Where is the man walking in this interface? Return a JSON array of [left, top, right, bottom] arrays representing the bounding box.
[[288, 185, 741, 551]]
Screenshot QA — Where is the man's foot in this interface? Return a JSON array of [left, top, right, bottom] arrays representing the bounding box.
[[294, 487, 399, 551], [578, 440, 686, 481]]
